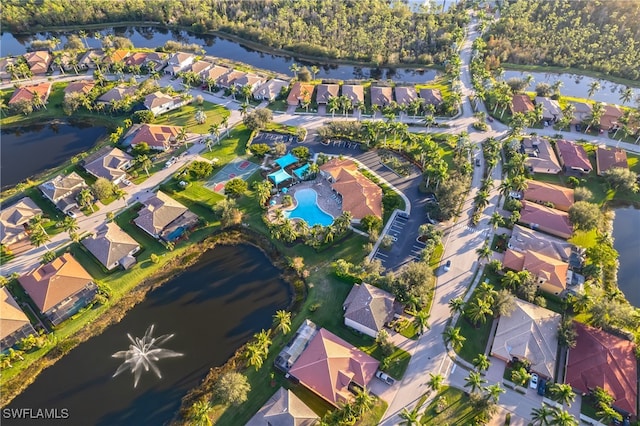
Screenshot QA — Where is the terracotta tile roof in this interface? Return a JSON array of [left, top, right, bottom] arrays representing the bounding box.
[[8, 82, 52, 105], [39, 172, 87, 202], [134, 191, 189, 237], [555, 139, 593, 173], [189, 60, 212, 75], [287, 82, 314, 106], [289, 328, 379, 406], [566, 322, 637, 416], [83, 147, 132, 181], [18, 253, 93, 313], [107, 49, 130, 64], [63, 80, 95, 95], [234, 73, 263, 88], [315, 84, 339, 104], [522, 137, 562, 174], [524, 180, 574, 211], [490, 299, 561, 379], [0, 287, 32, 342], [218, 70, 246, 87], [510, 94, 535, 114], [394, 86, 418, 105], [320, 158, 382, 220], [246, 387, 319, 426], [124, 52, 148, 67], [203, 65, 230, 81], [343, 283, 395, 335], [503, 248, 568, 294], [128, 124, 182, 150], [23, 50, 52, 74], [0, 197, 42, 245], [419, 88, 443, 106], [253, 78, 289, 100], [596, 147, 628, 176], [143, 91, 175, 109], [600, 104, 623, 130], [519, 201, 573, 240], [370, 86, 393, 107], [82, 223, 139, 270], [341, 84, 364, 103]]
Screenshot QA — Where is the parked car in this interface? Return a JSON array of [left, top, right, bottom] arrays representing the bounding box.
[[537, 378, 546, 396], [475, 158, 481, 167], [443, 260, 451, 272], [375, 371, 395, 385], [529, 373, 539, 389], [67, 210, 78, 219], [487, 116, 494, 123]]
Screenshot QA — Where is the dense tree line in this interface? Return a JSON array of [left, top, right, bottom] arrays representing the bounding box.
[[1, 0, 467, 66], [485, 0, 640, 81]]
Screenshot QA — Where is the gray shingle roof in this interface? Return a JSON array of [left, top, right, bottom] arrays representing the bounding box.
[[82, 223, 139, 269], [343, 283, 395, 333]]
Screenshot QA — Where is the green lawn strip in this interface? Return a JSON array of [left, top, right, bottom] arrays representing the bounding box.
[[420, 386, 478, 424], [455, 316, 493, 364], [568, 229, 598, 249], [154, 101, 230, 134], [23, 187, 65, 235], [200, 124, 252, 163], [359, 398, 388, 425], [266, 99, 288, 112], [160, 179, 224, 223]]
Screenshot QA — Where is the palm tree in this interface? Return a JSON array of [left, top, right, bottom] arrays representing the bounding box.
[[585, 101, 605, 133], [240, 84, 253, 103], [551, 80, 564, 96], [113, 186, 126, 205], [137, 155, 152, 176], [208, 123, 221, 145], [310, 65, 320, 80], [465, 298, 493, 326], [289, 62, 299, 79], [489, 212, 503, 229], [472, 353, 491, 373], [484, 383, 505, 403], [399, 405, 421, 426], [550, 407, 578, 426], [530, 404, 554, 426], [352, 388, 374, 416], [427, 373, 444, 393], [443, 326, 466, 351], [254, 329, 272, 355], [273, 310, 292, 335], [587, 81, 601, 99], [464, 371, 487, 394], [177, 127, 188, 148], [29, 227, 51, 250], [188, 399, 213, 426], [244, 343, 264, 370], [475, 243, 492, 263], [78, 188, 94, 209], [413, 310, 430, 335], [550, 383, 576, 408], [0, 99, 8, 117], [448, 297, 465, 316], [62, 216, 79, 236], [239, 102, 249, 117], [619, 87, 634, 105]]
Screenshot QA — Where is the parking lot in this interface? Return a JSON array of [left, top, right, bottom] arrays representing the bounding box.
[[252, 131, 298, 147], [322, 139, 361, 150], [372, 214, 410, 267]]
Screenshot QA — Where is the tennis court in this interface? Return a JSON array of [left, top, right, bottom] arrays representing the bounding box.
[[205, 157, 259, 193]]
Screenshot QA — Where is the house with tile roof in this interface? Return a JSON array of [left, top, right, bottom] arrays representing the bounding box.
[[217, 70, 247, 89], [124, 52, 148, 67], [0, 57, 17, 81], [253, 78, 289, 101], [0, 197, 43, 246], [519, 201, 573, 240], [341, 84, 365, 104], [534, 97, 562, 122], [23, 50, 52, 75], [104, 49, 130, 66], [370, 86, 393, 107], [343, 283, 397, 338], [510, 94, 535, 115], [521, 136, 562, 175], [83, 147, 133, 184], [63, 80, 95, 96], [142, 52, 168, 69], [201, 65, 231, 85], [188, 60, 212, 75], [97, 85, 138, 104], [39, 172, 88, 214], [164, 52, 195, 75], [246, 387, 319, 426], [490, 299, 561, 379], [503, 248, 569, 295], [565, 322, 637, 418], [320, 158, 383, 221], [523, 180, 575, 212], [78, 49, 105, 70], [596, 147, 628, 176], [419, 88, 443, 107], [287, 82, 314, 107], [508, 225, 572, 263], [394, 86, 418, 106], [8, 82, 52, 107], [126, 124, 183, 151], [600, 104, 624, 131], [82, 223, 140, 270], [143, 91, 187, 116], [315, 83, 339, 105], [0, 287, 36, 351], [234, 73, 265, 91], [555, 139, 593, 174], [18, 253, 97, 325], [134, 191, 198, 240], [288, 328, 379, 407]]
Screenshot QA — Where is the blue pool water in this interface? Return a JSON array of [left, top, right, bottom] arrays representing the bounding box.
[[165, 226, 186, 241], [285, 188, 334, 227]]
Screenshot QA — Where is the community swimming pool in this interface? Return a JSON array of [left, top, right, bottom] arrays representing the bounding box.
[[285, 188, 334, 227]]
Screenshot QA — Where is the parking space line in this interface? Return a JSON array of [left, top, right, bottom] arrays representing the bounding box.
[[375, 251, 389, 257]]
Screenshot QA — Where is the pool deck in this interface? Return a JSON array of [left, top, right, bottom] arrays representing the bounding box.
[[267, 178, 343, 224]]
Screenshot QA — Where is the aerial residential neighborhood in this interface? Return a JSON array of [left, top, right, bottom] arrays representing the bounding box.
[[0, 1, 639, 425]]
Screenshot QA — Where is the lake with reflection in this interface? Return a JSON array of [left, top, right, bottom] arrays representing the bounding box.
[[612, 207, 640, 308]]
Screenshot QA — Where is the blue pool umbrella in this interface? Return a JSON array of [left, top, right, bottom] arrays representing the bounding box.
[[267, 169, 293, 186], [293, 163, 310, 179], [282, 187, 288, 193], [274, 153, 298, 169]]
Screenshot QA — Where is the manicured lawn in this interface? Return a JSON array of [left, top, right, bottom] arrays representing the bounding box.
[[455, 315, 493, 364], [420, 386, 478, 424], [160, 179, 224, 223], [568, 229, 598, 249], [266, 99, 288, 112], [23, 187, 65, 236], [200, 124, 253, 164], [154, 101, 230, 134]]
